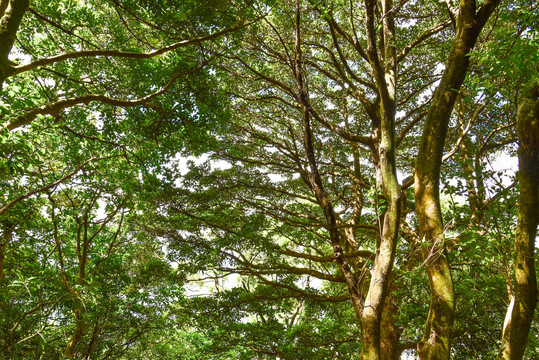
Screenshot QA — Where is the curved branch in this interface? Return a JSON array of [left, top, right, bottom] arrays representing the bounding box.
[[4, 68, 195, 130], [254, 272, 350, 303], [278, 247, 375, 263], [477, 121, 516, 158], [309, 106, 374, 146], [396, 110, 427, 147], [397, 20, 452, 63], [442, 100, 488, 163], [10, 18, 260, 77], [28, 7, 99, 49]]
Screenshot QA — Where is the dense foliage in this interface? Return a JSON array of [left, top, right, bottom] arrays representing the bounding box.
[[0, 0, 537, 359]]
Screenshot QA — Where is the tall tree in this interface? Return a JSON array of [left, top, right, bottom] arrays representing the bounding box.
[[414, 0, 500, 358], [1, 1, 256, 358], [497, 82, 538, 360], [199, 0, 501, 358]]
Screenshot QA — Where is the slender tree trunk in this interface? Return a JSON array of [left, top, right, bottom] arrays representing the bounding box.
[[414, 1, 500, 359], [360, 0, 402, 357], [497, 83, 539, 360], [85, 321, 102, 360], [294, 0, 364, 326], [455, 97, 486, 222], [64, 230, 89, 358], [360, 146, 401, 360], [295, 3, 403, 358], [65, 300, 87, 359]]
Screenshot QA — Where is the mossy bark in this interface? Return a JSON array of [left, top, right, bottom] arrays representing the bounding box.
[[65, 298, 88, 359], [415, 1, 500, 358], [497, 83, 539, 360], [0, 0, 28, 87], [359, 0, 402, 357]]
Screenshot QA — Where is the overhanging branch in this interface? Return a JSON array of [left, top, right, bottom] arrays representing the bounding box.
[[4, 68, 195, 130], [10, 17, 261, 77]]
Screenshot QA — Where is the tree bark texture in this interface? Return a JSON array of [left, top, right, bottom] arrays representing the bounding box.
[[0, 226, 12, 283], [65, 300, 87, 359], [0, 0, 29, 87], [414, 1, 500, 359], [294, 0, 364, 325], [497, 83, 539, 360], [359, 1, 402, 358], [380, 286, 402, 360]]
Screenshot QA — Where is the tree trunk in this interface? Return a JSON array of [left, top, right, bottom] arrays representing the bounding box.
[[360, 0, 402, 357], [380, 285, 402, 360], [360, 161, 401, 360], [65, 299, 87, 358], [0, 225, 12, 283], [0, 0, 29, 88], [294, 0, 364, 331], [497, 82, 539, 360], [414, 1, 500, 359]]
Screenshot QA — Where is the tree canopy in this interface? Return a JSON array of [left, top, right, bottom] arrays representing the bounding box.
[[1, 0, 538, 359]]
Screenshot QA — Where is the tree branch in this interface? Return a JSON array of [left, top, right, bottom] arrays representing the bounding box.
[[10, 18, 260, 76], [397, 21, 452, 63], [4, 68, 196, 130]]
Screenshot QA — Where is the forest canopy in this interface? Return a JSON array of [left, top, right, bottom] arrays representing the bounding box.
[[0, 0, 538, 359]]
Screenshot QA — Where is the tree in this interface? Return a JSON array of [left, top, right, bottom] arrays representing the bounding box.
[[186, 0, 504, 358], [1, 0, 254, 358], [1, 0, 538, 359], [414, 1, 500, 357], [497, 82, 538, 360]]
